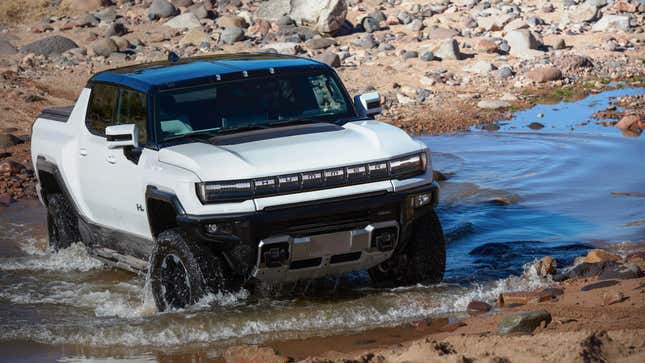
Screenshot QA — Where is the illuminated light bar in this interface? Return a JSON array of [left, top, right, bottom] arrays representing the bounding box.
[[197, 152, 428, 203]]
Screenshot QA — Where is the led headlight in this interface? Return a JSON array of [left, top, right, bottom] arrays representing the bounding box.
[[389, 152, 427, 178], [197, 180, 252, 202], [196, 151, 429, 203]]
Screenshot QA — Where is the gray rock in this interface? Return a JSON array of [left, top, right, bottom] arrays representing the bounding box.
[[397, 11, 413, 25], [495, 65, 514, 78], [420, 51, 434, 61], [498, 310, 552, 335], [433, 38, 463, 60], [0, 134, 24, 148], [256, 0, 348, 34], [165, 12, 201, 29], [378, 42, 395, 51], [429, 27, 458, 39], [91, 38, 118, 57], [565, 3, 599, 23], [527, 16, 544, 27], [465, 60, 496, 74], [477, 100, 510, 109], [94, 7, 118, 23], [313, 52, 341, 67], [598, 263, 643, 280], [0, 39, 17, 56], [278, 15, 295, 26], [592, 15, 631, 32], [305, 37, 336, 50], [20, 36, 79, 56], [528, 122, 545, 130], [554, 38, 566, 49], [189, 5, 211, 20], [353, 33, 377, 49], [220, 27, 245, 44], [105, 22, 127, 37], [505, 29, 542, 57], [402, 50, 418, 60], [77, 13, 100, 27], [408, 19, 424, 32], [261, 42, 301, 55], [148, 0, 179, 21], [368, 10, 386, 23], [362, 16, 380, 33], [172, 0, 193, 6]]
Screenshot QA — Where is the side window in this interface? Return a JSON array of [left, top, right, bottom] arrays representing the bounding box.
[[117, 89, 148, 145], [87, 83, 118, 135]]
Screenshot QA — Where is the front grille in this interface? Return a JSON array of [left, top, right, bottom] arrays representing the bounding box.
[[257, 204, 398, 238]]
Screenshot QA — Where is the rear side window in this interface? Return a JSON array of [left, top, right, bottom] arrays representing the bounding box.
[[117, 89, 147, 145], [87, 83, 118, 135]]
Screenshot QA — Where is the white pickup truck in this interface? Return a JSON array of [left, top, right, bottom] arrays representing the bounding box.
[[31, 53, 445, 311]]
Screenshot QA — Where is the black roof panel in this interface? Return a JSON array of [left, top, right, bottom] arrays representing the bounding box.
[[89, 53, 328, 92]]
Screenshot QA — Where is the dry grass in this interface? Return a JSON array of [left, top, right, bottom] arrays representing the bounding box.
[[0, 0, 71, 25]]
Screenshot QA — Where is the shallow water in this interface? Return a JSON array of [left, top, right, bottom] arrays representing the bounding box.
[[0, 88, 643, 362]]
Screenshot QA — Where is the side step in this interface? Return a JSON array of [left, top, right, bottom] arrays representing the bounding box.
[[92, 248, 148, 275]]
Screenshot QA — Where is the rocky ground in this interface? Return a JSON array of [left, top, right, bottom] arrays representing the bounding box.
[[223, 247, 645, 363], [0, 0, 644, 204]]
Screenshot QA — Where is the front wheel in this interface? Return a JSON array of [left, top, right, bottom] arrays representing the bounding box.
[[369, 209, 446, 285], [149, 228, 228, 311], [46, 193, 80, 251]]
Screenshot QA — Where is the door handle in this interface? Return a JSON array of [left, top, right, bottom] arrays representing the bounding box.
[[79, 148, 88, 156], [106, 154, 116, 164]]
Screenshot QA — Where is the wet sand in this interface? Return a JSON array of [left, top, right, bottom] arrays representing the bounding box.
[[232, 276, 645, 362]]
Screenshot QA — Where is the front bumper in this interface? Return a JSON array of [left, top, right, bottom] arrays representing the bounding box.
[[177, 181, 439, 282]]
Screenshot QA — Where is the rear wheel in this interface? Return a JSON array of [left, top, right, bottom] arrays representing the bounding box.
[[149, 228, 228, 311], [369, 210, 446, 285], [46, 193, 80, 251]]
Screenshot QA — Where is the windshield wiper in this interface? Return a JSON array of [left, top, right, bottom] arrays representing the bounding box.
[[267, 118, 319, 127], [163, 130, 219, 142], [214, 124, 271, 135]]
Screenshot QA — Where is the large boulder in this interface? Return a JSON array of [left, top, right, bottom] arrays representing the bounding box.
[[504, 29, 542, 58], [148, 0, 179, 21], [20, 36, 78, 56], [256, 0, 348, 34], [592, 15, 631, 32]]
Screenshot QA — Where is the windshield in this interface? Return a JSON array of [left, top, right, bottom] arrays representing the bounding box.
[[156, 71, 355, 142]]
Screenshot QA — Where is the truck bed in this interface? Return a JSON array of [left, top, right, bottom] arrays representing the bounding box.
[[38, 106, 74, 122]]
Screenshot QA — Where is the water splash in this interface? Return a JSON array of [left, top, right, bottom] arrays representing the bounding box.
[[0, 243, 103, 272]]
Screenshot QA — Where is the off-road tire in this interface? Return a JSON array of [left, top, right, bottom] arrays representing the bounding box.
[[369, 210, 446, 285], [149, 228, 227, 311], [46, 193, 80, 251]]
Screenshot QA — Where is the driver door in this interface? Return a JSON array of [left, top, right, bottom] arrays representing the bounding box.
[[78, 83, 151, 252]]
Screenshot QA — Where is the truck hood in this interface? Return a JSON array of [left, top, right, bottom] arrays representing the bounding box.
[[158, 120, 425, 181]]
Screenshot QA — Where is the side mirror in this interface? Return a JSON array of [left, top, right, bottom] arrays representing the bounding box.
[[354, 92, 382, 117], [106, 124, 139, 149]]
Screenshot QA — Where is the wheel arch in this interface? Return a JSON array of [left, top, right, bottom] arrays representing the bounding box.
[[145, 186, 186, 238], [36, 156, 69, 207]]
